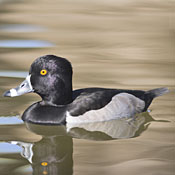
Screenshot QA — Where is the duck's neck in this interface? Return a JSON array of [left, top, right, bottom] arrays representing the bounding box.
[[41, 83, 73, 106]]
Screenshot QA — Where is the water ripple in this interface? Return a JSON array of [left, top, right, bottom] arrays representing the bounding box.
[[0, 71, 28, 78], [0, 116, 23, 125], [0, 40, 54, 48], [0, 24, 46, 33], [0, 142, 22, 153]]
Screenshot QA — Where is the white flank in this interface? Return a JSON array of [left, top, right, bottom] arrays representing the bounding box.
[[66, 93, 145, 124]]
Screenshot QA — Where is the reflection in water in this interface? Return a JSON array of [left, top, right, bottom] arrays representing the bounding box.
[[0, 110, 169, 174], [0, 71, 28, 78], [0, 40, 53, 48], [0, 24, 46, 33], [10, 125, 73, 175], [0, 0, 174, 174], [7, 117, 142, 175], [68, 114, 147, 140], [0, 142, 22, 153], [0, 116, 23, 125], [31, 136, 73, 175]]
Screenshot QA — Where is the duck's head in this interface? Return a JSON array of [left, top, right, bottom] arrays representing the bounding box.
[[3, 55, 73, 105]]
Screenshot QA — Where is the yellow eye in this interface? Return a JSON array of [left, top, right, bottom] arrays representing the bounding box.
[[40, 69, 47, 75], [41, 162, 48, 166]]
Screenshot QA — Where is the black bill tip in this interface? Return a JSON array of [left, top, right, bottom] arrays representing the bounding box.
[[3, 90, 11, 97]]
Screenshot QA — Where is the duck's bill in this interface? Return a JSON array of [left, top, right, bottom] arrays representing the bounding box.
[[3, 75, 34, 97]]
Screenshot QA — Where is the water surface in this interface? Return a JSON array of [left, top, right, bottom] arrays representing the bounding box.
[[0, 0, 174, 175]]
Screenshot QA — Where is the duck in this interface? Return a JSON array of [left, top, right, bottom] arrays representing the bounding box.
[[3, 55, 169, 125]]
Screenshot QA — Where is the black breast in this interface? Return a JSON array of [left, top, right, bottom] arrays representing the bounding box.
[[22, 102, 67, 125]]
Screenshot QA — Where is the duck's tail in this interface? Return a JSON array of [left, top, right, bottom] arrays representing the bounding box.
[[143, 87, 169, 111], [146, 87, 169, 98]]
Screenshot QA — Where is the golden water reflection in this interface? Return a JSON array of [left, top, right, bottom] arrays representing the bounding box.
[[0, 0, 174, 175]]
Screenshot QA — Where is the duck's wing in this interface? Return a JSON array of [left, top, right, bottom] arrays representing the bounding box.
[[66, 88, 146, 123], [70, 88, 118, 116]]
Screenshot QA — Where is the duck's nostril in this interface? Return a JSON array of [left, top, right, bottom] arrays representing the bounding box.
[[20, 83, 25, 88]]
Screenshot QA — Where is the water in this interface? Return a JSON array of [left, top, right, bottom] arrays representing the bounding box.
[[0, 24, 46, 33], [0, 0, 174, 175], [0, 40, 53, 48], [0, 71, 27, 78]]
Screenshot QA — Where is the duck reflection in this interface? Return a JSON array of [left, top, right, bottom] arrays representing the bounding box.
[[31, 135, 73, 175], [68, 113, 149, 140], [10, 124, 73, 175], [7, 111, 154, 175]]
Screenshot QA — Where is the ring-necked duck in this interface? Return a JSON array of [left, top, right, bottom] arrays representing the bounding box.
[[3, 55, 169, 125]]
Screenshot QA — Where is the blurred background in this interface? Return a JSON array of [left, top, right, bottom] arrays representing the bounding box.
[[1, 0, 174, 115], [0, 0, 174, 175], [0, 0, 174, 88]]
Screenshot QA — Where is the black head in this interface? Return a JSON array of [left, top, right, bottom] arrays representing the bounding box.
[[3, 55, 73, 105], [30, 55, 73, 105]]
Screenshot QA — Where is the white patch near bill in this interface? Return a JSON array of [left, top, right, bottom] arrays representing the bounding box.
[[10, 88, 18, 97], [26, 74, 33, 91], [66, 93, 145, 124]]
